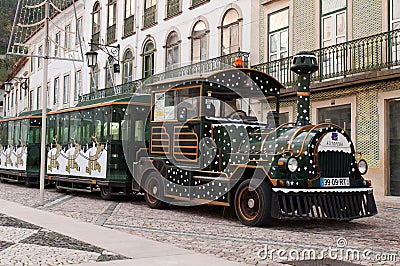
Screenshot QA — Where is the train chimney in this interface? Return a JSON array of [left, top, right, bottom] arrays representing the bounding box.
[[290, 51, 318, 126]]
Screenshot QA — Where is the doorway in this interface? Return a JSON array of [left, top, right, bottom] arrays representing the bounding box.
[[389, 99, 400, 196]]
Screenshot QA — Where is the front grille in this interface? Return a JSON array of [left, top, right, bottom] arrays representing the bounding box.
[[318, 151, 353, 177], [271, 190, 377, 220]]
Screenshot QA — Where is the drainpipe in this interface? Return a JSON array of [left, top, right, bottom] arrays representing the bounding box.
[[290, 51, 318, 126]]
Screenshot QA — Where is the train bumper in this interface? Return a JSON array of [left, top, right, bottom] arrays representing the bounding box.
[[270, 187, 377, 220]]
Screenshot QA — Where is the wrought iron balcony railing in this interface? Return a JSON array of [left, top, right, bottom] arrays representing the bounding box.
[[166, 0, 181, 18], [252, 28, 400, 87], [79, 51, 249, 103], [124, 15, 135, 37], [143, 5, 157, 28], [106, 24, 116, 44], [145, 51, 249, 84], [79, 79, 145, 102]]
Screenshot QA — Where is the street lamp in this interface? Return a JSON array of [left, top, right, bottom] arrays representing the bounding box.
[[4, 82, 13, 93], [85, 40, 120, 73], [3, 77, 29, 93], [85, 50, 98, 68]]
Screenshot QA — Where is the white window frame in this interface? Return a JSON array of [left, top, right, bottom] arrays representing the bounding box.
[[320, 0, 347, 77], [63, 74, 70, 104], [267, 8, 289, 84], [75, 70, 82, 101]]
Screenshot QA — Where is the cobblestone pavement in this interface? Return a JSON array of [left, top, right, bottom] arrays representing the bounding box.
[[0, 182, 399, 266], [0, 213, 127, 265]]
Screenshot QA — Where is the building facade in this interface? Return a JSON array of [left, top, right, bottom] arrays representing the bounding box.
[[5, 0, 256, 113], [254, 0, 400, 197]]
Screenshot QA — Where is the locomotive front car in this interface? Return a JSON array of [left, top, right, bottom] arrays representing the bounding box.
[[137, 55, 377, 226], [0, 111, 42, 187], [47, 94, 150, 199]]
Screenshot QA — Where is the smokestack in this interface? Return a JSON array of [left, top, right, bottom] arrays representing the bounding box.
[[290, 51, 318, 126]]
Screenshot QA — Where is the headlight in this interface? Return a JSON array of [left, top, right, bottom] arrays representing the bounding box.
[[287, 157, 299, 173], [357, 159, 368, 175]]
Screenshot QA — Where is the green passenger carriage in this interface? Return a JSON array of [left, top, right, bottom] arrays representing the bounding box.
[[46, 94, 150, 199], [0, 110, 42, 187]]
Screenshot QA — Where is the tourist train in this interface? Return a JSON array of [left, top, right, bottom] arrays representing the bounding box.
[[0, 53, 377, 226]]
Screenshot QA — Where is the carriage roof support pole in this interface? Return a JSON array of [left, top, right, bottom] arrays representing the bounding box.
[[290, 51, 318, 126]]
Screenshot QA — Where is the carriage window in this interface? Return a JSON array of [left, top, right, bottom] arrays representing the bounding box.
[[111, 107, 124, 140], [60, 114, 69, 144], [2, 123, 8, 145], [81, 111, 93, 144], [21, 119, 29, 144], [47, 116, 55, 144], [93, 108, 105, 142], [29, 120, 41, 144], [8, 121, 14, 145], [70, 112, 81, 143], [104, 107, 110, 139], [110, 122, 120, 140], [14, 121, 21, 145], [0, 123, 4, 145]]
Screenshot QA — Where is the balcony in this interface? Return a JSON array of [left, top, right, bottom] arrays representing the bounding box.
[[145, 51, 249, 85], [143, 5, 157, 29], [106, 24, 116, 44], [166, 0, 181, 19], [79, 51, 249, 103], [124, 15, 135, 38], [78, 79, 145, 103], [252, 28, 400, 87]]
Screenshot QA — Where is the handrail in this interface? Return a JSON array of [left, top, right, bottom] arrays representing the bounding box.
[[79, 51, 249, 103], [252, 28, 400, 87]]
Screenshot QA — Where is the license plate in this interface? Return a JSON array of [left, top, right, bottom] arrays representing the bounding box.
[[320, 177, 350, 187]]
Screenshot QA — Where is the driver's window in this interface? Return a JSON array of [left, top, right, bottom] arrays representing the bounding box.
[[153, 87, 200, 121], [177, 88, 199, 119]]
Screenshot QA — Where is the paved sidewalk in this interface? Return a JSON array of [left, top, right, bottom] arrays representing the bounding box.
[[0, 199, 241, 266]]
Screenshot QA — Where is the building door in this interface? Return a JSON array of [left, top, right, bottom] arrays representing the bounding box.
[[389, 99, 400, 196]]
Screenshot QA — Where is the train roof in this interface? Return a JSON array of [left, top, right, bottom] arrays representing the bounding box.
[[145, 68, 284, 96], [0, 109, 49, 122], [75, 93, 150, 108], [18, 109, 49, 117], [48, 93, 150, 115]]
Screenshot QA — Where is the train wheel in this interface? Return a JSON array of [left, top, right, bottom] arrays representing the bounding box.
[[144, 172, 166, 209], [100, 186, 113, 200], [234, 179, 272, 227]]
